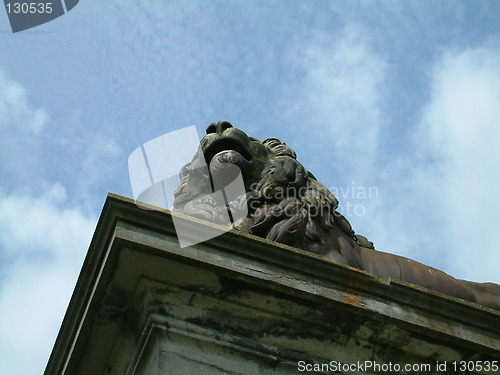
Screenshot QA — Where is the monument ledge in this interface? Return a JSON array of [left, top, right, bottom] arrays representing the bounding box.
[[44, 194, 500, 375]]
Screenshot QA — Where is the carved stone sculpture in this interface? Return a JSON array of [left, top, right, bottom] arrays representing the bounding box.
[[174, 121, 500, 310]]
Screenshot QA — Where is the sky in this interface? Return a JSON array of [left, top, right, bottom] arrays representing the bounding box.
[[0, 1, 499, 373]]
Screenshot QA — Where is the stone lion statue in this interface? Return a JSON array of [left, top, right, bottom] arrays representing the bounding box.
[[174, 121, 500, 310]]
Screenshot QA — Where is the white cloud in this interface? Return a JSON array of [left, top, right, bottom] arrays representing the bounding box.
[[0, 66, 122, 209], [0, 69, 50, 188], [292, 26, 387, 179], [415, 46, 500, 282], [0, 69, 49, 133], [31, 108, 49, 133], [0, 186, 96, 375], [0, 66, 110, 375]]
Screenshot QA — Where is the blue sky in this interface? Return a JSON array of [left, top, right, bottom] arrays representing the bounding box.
[[1, 1, 500, 373]]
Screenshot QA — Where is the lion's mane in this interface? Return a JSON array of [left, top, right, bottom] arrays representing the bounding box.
[[237, 138, 366, 249]]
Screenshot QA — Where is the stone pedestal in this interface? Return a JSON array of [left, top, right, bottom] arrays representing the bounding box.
[[45, 194, 499, 375]]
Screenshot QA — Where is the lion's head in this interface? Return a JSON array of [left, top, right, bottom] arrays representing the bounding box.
[[173, 121, 372, 260]]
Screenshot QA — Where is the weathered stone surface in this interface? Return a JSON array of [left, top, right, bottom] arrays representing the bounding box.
[[45, 194, 499, 375]]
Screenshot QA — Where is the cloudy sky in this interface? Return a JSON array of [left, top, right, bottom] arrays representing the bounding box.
[[1, 1, 499, 373]]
